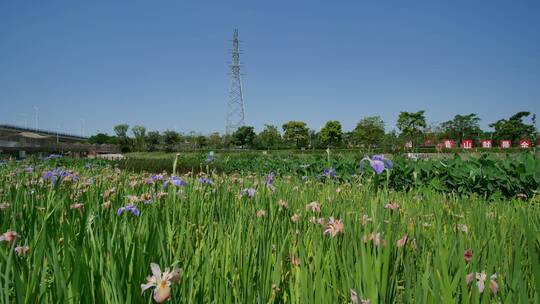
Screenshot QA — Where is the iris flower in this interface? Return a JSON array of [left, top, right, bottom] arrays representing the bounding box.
[[323, 167, 336, 178], [265, 172, 275, 191], [467, 272, 498, 295], [361, 155, 393, 175], [198, 177, 214, 185], [0, 230, 18, 244], [305, 201, 321, 213], [117, 205, 140, 217], [166, 176, 188, 187], [241, 188, 256, 198], [464, 249, 473, 263], [141, 263, 182, 303], [323, 217, 344, 237]]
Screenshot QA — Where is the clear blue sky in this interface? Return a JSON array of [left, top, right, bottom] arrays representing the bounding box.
[[1, 1, 539, 136]]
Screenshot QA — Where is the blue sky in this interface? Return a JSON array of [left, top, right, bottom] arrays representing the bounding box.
[[1, 1, 539, 136]]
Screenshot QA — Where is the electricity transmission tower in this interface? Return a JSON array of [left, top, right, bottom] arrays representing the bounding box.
[[225, 29, 246, 135]]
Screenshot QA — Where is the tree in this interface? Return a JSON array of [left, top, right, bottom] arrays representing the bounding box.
[[319, 120, 343, 148], [131, 125, 147, 151], [162, 130, 180, 152], [196, 135, 208, 148], [282, 121, 309, 149], [208, 132, 223, 149], [256, 124, 281, 149], [396, 111, 427, 146], [88, 133, 113, 145], [232, 126, 256, 148], [489, 111, 537, 143], [146, 131, 161, 152], [113, 124, 129, 138], [353, 116, 385, 147], [441, 114, 481, 142], [113, 124, 131, 152]]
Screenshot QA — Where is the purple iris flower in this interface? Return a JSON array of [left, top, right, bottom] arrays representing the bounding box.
[[265, 172, 275, 191], [166, 176, 188, 187], [323, 167, 336, 178], [117, 205, 140, 216], [361, 155, 392, 175], [198, 177, 214, 185], [241, 188, 256, 198]]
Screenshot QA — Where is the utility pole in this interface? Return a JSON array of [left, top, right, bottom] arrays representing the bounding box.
[[33, 106, 39, 130], [225, 29, 246, 135]]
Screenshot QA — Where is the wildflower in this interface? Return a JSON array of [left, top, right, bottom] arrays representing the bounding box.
[[384, 202, 400, 210], [0, 203, 10, 210], [0, 230, 18, 244], [15, 246, 30, 256], [127, 195, 141, 204], [323, 217, 344, 237], [361, 155, 392, 175], [198, 177, 214, 185], [289, 255, 301, 267], [456, 224, 469, 234], [156, 192, 168, 199], [476, 272, 487, 293], [323, 167, 336, 178], [277, 199, 289, 209], [102, 201, 112, 209], [467, 271, 498, 295], [464, 249, 473, 263], [396, 235, 408, 248], [265, 172, 275, 191], [291, 213, 300, 223], [70, 203, 84, 213], [350, 289, 370, 304], [167, 176, 188, 187], [361, 214, 372, 226], [141, 263, 182, 303], [305, 201, 321, 213], [117, 205, 140, 217], [363, 233, 386, 247], [103, 187, 116, 198], [489, 274, 499, 295], [256, 209, 266, 218], [241, 188, 256, 198]]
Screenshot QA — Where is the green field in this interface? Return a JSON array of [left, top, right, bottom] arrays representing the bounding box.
[[1, 157, 539, 303]]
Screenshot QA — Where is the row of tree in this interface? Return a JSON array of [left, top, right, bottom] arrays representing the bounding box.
[[88, 111, 538, 152]]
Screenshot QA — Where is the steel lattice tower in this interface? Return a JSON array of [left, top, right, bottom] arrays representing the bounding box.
[[225, 29, 245, 134]]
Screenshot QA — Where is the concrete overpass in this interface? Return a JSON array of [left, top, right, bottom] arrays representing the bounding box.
[[0, 124, 118, 158]]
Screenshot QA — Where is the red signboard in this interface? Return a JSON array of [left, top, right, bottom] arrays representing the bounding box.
[[500, 140, 512, 149], [461, 140, 473, 149], [537, 140, 540, 148], [480, 140, 492, 148], [519, 139, 531, 149], [443, 139, 455, 149]]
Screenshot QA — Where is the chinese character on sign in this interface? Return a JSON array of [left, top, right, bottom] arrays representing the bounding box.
[[500, 140, 512, 149], [480, 140, 492, 148], [519, 140, 531, 148], [443, 139, 455, 149], [461, 140, 473, 149]]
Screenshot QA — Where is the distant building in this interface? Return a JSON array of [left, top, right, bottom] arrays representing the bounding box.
[[0, 124, 118, 159]]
